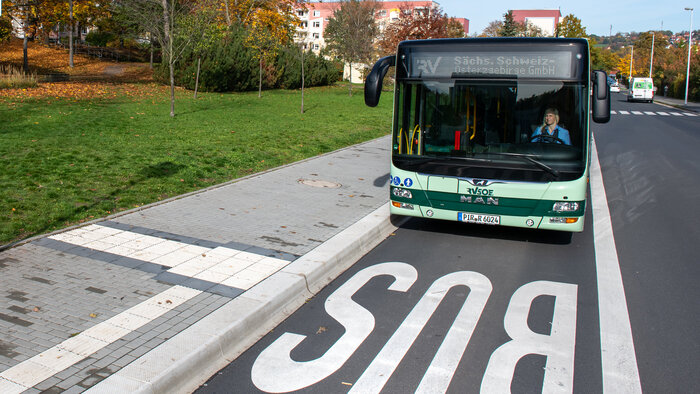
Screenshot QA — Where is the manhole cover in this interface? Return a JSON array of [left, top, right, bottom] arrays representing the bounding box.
[[298, 179, 341, 188]]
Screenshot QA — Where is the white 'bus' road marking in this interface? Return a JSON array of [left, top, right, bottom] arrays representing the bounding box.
[[350, 271, 492, 394], [590, 136, 643, 393], [0, 226, 290, 393]]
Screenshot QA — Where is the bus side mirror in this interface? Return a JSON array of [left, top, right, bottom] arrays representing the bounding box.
[[365, 55, 395, 107], [592, 70, 610, 123]]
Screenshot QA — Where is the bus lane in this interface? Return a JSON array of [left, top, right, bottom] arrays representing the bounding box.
[[197, 210, 610, 393]]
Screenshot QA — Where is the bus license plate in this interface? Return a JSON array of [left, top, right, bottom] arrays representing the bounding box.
[[458, 212, 500, 225]]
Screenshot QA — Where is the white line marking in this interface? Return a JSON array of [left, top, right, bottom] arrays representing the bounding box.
[[671, 112, 683, 116], [0, 286, 201, 393], [618, 110, 630, 115], [589, 136, 642, 393], [631, 111, 643, 115], [349, 271, 492, 394], [657, 112, 670, 116], [0, 226, 291, 393], [47, 226, 290, 290], [610, 110, 617, 115], [643, 111, 656, 115], [683, 112, 697, 117]]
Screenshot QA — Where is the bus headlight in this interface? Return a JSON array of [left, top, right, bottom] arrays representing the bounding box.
[[392, 188, 413, 199], [553, 202, 579, 212]]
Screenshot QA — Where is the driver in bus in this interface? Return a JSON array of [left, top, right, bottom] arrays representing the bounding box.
[[530, 108, 571, 145]]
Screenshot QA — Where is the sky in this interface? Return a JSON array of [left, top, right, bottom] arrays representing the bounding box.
[[434, 0, 697, 36]]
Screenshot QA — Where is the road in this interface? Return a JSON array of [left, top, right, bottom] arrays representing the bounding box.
[[196, 93, 700, 393]]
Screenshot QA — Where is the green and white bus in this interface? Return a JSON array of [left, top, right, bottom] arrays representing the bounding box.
[[365, 38, 610, 232]]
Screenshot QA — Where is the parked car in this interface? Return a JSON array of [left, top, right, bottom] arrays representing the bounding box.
[[607, 77, 620, 92]]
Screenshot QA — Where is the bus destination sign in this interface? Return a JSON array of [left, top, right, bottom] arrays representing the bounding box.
[[411, 52, 574, 79]]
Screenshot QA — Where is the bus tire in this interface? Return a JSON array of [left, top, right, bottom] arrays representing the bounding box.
[[389, 214, 409, 227]]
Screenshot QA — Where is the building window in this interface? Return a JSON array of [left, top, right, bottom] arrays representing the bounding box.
[[313, 21, 321, 28], [313, 44, 319, 50], [312, 33, 320, 39], [301, 21, 308, 28], [313, 10, 320, 17], [378, 10, 387, 17], [297, 10, 305, 17]]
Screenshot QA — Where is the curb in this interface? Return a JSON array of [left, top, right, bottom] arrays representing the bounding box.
[[86, 203, 401, 394], [653, 98, 698, 113]]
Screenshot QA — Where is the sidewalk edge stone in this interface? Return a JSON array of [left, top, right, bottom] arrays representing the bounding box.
[[85, 203, 399, 394]]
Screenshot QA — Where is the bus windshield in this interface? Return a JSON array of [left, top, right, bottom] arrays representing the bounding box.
[[393, 78, 588, 182]]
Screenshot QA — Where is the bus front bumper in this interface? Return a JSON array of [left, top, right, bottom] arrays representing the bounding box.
[[390, 202, 585, 232]]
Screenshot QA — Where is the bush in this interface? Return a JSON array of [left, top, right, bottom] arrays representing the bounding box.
[[85, 31, 116, 47], [275, 46, 343, 89], [155, 24, 259, 92], [156, 24, 342, 93], [0, 65, 38, 89]]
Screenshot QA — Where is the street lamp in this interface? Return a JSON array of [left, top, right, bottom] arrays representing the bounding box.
[[629, 45, 634, 80], [685, 7, 694, 105], [649, 32, 655, 78]]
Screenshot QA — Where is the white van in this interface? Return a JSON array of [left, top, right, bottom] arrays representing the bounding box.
[[628, 77, 654, 102]]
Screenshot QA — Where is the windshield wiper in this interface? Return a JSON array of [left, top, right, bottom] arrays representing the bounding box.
[[487, 152, 560, 179]]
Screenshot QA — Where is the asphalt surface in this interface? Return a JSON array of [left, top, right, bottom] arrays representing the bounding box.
[[195, 92, 700, 393]]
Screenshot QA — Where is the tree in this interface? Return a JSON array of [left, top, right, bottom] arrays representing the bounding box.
[[117, 0, 218, 117], [377, 5, 465, 55], [2, 0, 38, 71], [324, 0, 378, 96], [499, 10, 518, 37], [556, 14, 587, 38], [481, 20, 502, 37], [243, 1, 299, 97], [518, 21, 544, 37]]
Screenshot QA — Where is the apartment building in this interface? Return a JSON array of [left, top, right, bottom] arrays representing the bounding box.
[[295, 1, 468, 82], [511, 9, 562, 37]]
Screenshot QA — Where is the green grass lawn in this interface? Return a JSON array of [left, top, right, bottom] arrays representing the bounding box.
[[0, 84, 393, 245]]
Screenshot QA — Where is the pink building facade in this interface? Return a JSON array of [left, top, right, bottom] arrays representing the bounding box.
[[511, 9, 562, 36]]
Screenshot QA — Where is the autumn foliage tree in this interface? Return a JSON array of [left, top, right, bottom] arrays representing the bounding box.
[[243, 1, 299, 97], [324, 0, 378, 96], [377, 5, 464, 55]]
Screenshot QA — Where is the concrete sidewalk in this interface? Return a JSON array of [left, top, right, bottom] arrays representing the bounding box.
[[0, 136, 396, 393], [653, 95, 700, 112]]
